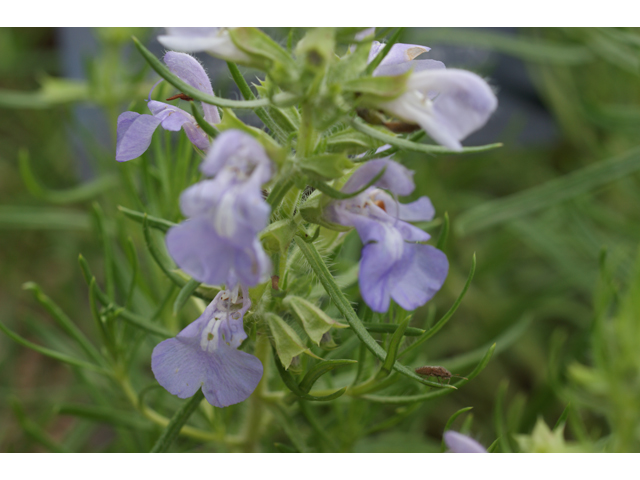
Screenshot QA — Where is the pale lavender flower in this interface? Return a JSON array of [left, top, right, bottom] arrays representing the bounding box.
[[116, 51, 220, 162], [370, 42, 497, 151], [325, 158, 448, 313], [444, 431, 488, 453], [166, 130, 273, 288], [157, 27, 251, 64], [151, 286, 263, 408]]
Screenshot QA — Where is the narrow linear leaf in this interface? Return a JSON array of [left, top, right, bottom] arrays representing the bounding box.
[[378, 317, 410, 378], [0, 206, 90, 230], [294, 236, 453, 390], [400, 254, 476, 359], [22, 282, 104, 366], [554, 403, 572, 430], [150, 389, 204, 453], [78, 255, 173, 338], [456, 145, 640, 235], [305, 166, 386, 200], [362, 343, 495, 404], [133, 37, 297, 109], [118, 206, 176, 233], [266, 403, 308, 453], [365, 27, 405, 76], [441, 407, 474, 452], [350, 117, 503, 156], [11, 399, 69, 453], [57, 404, 154, 431], [173, 279, 201, 316], [495, 380, 511, 453], [190, 102, 219, 138], [0, 320, 107, 374], [298, 401, 339, 451], [361, 322, 424, 336], [272, 349, 347, 401], [298, 359, 357, 393], [436, 212, 450, 251]]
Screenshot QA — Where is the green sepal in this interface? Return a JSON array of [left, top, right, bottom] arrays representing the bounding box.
[[298, 190, 350, 232], [295, 28, 336, 98], [217, 108, 287, 167], [344, 71, 411, 104], [230, 28, 299, 91], [260, 218, 298, 255], [298, 153, 353, 180], [266, 313, 321, 370], [324, 129, 385, 155], [283, 295, 348, 345]]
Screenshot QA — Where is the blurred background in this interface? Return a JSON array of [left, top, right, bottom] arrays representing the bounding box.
[[1, 27, 640, 452]]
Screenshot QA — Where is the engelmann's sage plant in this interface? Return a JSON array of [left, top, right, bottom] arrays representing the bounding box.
[[5, 27, 502, 452]]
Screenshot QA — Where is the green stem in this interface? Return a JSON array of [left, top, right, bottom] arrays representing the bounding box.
[[241, 333, 270, 452], [267, 176, 295, 210]]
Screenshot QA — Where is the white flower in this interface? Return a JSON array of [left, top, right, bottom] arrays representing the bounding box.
[[378, 68, 497, 151], [158, 27, 251, 64]]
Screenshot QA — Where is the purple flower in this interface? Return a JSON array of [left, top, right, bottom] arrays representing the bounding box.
[[166, 130, 273, 288], [116, 51, 220, 162], [325, 158, 448, 313], [369, 42, 497, 151], [443, 431, 488, 453], [151, 286, 263, 408], [157, 28, 251, 64]]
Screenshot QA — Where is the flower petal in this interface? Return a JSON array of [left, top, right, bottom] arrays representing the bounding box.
[[343, 158, 416, 196], [148, 100, 210, 151], [444, 431, 487, 453], [163, 51, 220, 125], [200, 130, 272, 181], [389, 244, 448, 311], [115, 112, 161, 162], [407, 69, 497, 150], [166, 218, 234, 286], [151, 335, 206, 400], [373, 59, 445, 77], [397, 196, 435, 222], [358, 224, 406, 312], [158, 27, 251, 64]]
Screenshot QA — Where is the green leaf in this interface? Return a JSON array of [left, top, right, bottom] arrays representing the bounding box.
[[266, 313, 320, 369], [350, 117, 503, 155], [19, 149, 117, 204], [78, 255, 173, 338], [554, 403, 572, 431], [132, 36, 297, 109], [150, 389, 204, 453], [377, 317, 410, 379], [118, 205, 177, 233], [294, 236, 454, 390], [324, 129, 385, 155], [11, 399, 69, 453], [365, 28, 405, 76], [22, 282, 104, 366], [361, 322, 425, 336], [436, 212, 450, 251], [190, 102, 219, 138], [0, 206, 90, 230], [456, 145, 640, 235], [421, 28, 592, 65], [272, 348, 347, 401], [172, 279, 201, 316], [441, 407, 474, 452], [298, 359, 357, 393], [362, 343, 495, 404], [305, 164, 388, 201], [56, 404, 154, 431], [0, 77, 89, 109], [283, 295, 348, 345], [399, 254, 476, 359], [0, 319, 107, 374]]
